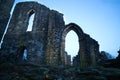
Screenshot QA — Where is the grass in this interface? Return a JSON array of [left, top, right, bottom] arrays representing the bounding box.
[[0, 63, 120, 80]]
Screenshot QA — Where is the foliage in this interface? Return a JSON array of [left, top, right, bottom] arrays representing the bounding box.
[[0, 63, 120, 80]]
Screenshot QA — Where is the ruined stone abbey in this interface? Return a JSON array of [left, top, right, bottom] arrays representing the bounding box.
[[0, 0, 100, 67]]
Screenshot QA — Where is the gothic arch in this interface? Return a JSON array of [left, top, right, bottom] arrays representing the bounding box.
[[63, 23, 84, 37], [61, 23, 85, 65], [61, 23, 99, 67], [26, 9, 35, 32]]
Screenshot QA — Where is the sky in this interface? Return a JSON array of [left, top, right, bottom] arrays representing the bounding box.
[[10, 0, 120, 59]]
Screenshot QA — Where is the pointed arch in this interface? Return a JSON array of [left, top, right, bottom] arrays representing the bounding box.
[[26, 9, 35, 32], [61, 23, 84, 65]]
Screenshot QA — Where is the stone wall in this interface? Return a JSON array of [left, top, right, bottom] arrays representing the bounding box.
[[0, 0, 14, 41], [0, 2, 65, 65], [64, 51, 71, 65], [46, 10, 65, 65], [0, 1, 100, 67]]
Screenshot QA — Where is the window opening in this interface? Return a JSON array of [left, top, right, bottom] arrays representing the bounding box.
[[22, 49, 27, 61], [26, 10, 35, 32], [65, 30, 79, 64]]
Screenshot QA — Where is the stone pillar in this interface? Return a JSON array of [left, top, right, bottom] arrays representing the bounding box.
[[94, 40, 100, 65], [46, 10, 65, 65], [79, 37, 87, 67], [79, 33, 99, 67], [90, 39, 96, 66], [60, 31, 66, 65], [85, 34, 92, 66], [0, 0, 14, 40], [79, 34, 90, 67], [61, 40, 66, 65]]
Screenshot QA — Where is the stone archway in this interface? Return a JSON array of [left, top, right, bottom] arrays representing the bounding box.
[[61, 23, 99, 67], [61, 23, 85, 66]]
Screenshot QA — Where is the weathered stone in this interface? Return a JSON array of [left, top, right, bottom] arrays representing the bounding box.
[[116, 49, 120, 60], [0, 1, 100, 67], [0, 2, 50, 64], [0, 0, 14, 40], [73, 55, 80, 66], [64, 51, 71, 65], [98, 49, 120, 68], [46, 10, 65, 65]]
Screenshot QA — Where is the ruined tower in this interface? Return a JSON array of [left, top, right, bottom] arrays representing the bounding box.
[[0, 2, 65, 65], [0, 0, 14, 40]]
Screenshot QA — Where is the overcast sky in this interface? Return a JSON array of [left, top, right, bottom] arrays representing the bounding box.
[[14, 0, 120, 59]]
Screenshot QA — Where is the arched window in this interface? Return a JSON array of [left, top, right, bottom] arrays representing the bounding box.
[[26, 9, 35, 32], [23, 48, 27, 61], [17, 46, 27, 61]]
